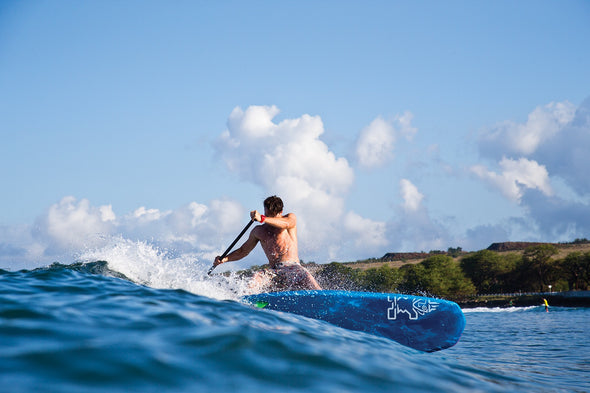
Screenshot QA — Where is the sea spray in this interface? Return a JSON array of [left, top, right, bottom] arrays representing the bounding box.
[[78, 236, 249, 300]]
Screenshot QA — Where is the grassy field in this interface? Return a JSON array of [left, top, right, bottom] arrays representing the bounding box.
[[343, 241, 590, 271]]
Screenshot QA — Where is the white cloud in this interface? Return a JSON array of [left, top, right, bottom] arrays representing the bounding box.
[[227, 105, 280, 139], [132, 206, 169, 222], [355, 112, 417, 168], [3, 195, 250, 269], [218, 105, 353, 193], [216, 105, 355, 253], [521, 190, 590, 241], [7, 99, 589, 271], [118, 199, 245, 250], [535, 97, 590, 196], [464, 97, 590, 248], [476, 98, 590, 201], [4, 106, 384, 268], [343, 211, 387, 248], [471, 157, 553, 202], [396, 111, 418, 140], [356, 117, 396, 168], [465, 97, 590, 249], [166, 202, 208, 232], [387, 204, 450, 253], [34, 196, 116, 251], [399, 179, 424, 212], [384, 179, 452, 252], [479, 101, 575, 157]]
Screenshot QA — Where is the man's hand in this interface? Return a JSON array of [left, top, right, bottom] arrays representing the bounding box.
[[250, 210, 263, 222], [213, 256, 227, 267]]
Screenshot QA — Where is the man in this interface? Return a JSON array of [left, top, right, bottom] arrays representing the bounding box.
[[213, 196, 321, 292]]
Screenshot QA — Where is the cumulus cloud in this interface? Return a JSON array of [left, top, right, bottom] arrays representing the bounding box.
[[355, 117, 396, 168], [132, 206, 168, 222], [0, 224, 39, 268], [7, 99, 588, 271], [478, 101, 576, 158], [468, 97, 590, 248], [376, 178, 452, 253], [218, 105, 353, 194], [471, 97, 589, 218], [215, 106, 429, 260], [470, 157, 553, 202], [227, 105, 280, 139], [387, 203, 450, 253], [216, 105, 355, 252], [4, 106, 387, 268], [534, 97, 590, 196], [355, 112, 417, 168], [343, 211, 387, 249], [396, 111, 418, 140], [1, 195, 250, 269], [33, 196, 116, 252], [118, 199, 245, 251], [521, 190, 590, 241], [399, 179, 424, 212]]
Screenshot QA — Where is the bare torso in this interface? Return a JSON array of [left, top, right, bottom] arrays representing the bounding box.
[[214, 209, 320, 291], [252, 223, 299, 268]]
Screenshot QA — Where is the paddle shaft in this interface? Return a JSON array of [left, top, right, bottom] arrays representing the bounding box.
[[208, 220, 255, 275]]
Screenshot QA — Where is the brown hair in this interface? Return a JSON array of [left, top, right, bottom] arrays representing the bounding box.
[[264, 195, 284, 216]]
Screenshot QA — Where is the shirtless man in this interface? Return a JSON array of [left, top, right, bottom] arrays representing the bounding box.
[[213, 196, 321, 292]]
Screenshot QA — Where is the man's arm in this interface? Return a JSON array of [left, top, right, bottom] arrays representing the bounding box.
[[251, 211, 296, 229], [214, 229, 259, 266]]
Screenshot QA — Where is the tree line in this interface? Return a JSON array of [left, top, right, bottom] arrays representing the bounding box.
[[311, 244, 590, 301]]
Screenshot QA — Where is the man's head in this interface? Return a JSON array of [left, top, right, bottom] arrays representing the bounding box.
[[264, 195, 284, 216]]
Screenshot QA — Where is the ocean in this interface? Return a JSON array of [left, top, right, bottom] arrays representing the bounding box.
[[1, 241, 589, 392]]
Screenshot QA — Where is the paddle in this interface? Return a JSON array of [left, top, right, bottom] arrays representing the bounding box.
[[207, 219, 255, 275]]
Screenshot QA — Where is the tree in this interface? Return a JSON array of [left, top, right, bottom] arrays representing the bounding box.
[[358, 264, 403, 293], [521, 244, 559, 292], [460, 250, 519, 294], [316, 262, 361, 290], [400, 255, 475, 299], [397, 263, 427, 295], [447, 246, 463, 258], [560, 252, 590, 290]]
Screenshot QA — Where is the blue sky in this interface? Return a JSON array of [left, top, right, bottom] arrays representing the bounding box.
[[1, 1, 590, 270]]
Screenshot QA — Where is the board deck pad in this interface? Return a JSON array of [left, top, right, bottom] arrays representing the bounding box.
[[241, 290, 465, 352]]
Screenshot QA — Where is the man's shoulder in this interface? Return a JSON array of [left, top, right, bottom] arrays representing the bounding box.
[[251, 223, 270, 235], [284, 212, 297, 229]]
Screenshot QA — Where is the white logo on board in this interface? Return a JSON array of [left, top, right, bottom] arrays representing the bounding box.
[[387, 296, 439, 320]]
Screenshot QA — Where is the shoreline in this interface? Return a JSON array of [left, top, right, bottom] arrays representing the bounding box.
[[456, 290, 590, 308]]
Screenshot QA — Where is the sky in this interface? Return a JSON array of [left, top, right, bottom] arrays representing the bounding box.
[[1, 1, 590, 270]]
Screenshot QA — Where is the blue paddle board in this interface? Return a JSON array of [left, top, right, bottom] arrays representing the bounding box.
[[241, 290, 465, 352]]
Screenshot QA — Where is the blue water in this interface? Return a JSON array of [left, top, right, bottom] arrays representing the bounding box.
[[1, 262, 589, 393]]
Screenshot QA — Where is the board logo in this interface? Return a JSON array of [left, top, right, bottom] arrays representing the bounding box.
[[387, 296, 439, 320]]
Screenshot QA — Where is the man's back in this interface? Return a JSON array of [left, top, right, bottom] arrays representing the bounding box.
[[253, 213, 299, 268]]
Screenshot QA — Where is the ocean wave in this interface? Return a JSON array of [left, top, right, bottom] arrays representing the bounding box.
[[462, 305, 540, 313], [0, 265, 517, 393]]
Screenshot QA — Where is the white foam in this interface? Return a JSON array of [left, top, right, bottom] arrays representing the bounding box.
[[78, 236, 249, 301], [462, 305, 538, 313]]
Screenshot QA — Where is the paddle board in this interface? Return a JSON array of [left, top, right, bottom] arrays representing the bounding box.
[[241, 290, 465, 352]]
